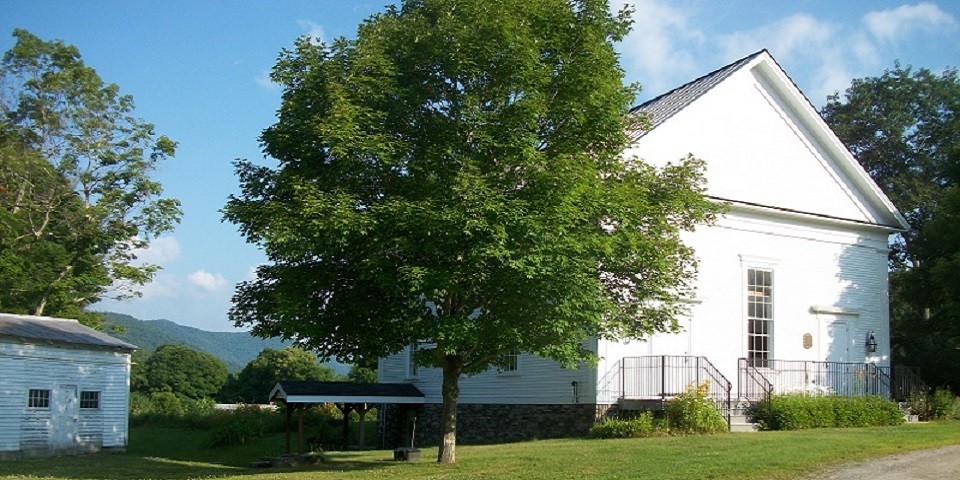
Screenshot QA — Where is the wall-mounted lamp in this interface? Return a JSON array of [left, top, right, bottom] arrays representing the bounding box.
[[571, 381, 580, 404], [866, 331, 878, 354]]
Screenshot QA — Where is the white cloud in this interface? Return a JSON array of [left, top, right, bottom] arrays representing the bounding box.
[[132, 236, 181, 266], [864, 3, 957, 43], [718, 14, 855, 102], [297, 19, 326, 45], [615, 0, 706, 95], [720, 14, 836, 63], [187, 269, 228, 292]]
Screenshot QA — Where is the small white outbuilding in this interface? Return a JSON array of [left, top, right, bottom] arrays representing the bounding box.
[[0, 313, 136, 459]]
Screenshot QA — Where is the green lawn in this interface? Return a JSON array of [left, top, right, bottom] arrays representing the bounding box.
[[1, 422, 959, 480]]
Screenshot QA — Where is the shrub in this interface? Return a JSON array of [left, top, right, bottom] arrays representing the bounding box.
[[665, 382, 728, 435], [589, 412, 659, 439], [751, 394, 903, 430], [907, 391, 930, 420], [209, 406, 271, 447], [929, 387, 957, 420]]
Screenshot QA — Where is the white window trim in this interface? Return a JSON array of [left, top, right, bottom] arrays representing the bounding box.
[[497, 349, 521, 376], [745, 266, 774, 367], [405, 343, 419, 380]]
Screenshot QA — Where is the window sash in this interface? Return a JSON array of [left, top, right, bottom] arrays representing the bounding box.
[[747, 268, 773, 366], [80, 391, 100, 409], [28, 389, 50, 408], [407, 343, 419, 378]]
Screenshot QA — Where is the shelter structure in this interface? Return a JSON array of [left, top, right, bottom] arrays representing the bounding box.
[[0, 313, 136, 459], [269, 381, 424, 452]]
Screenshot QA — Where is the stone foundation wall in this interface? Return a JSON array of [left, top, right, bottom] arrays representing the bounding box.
[[380, 403, 615, 447]]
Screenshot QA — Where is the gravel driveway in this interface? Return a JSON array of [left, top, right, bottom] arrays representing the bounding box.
[[808, 445, 960, 480]]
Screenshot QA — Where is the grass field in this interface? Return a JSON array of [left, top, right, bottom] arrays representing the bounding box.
[[1, 422, 959, 480]]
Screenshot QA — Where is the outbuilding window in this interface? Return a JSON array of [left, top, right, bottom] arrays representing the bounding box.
[[80, 391, 100, 409], [28, 389, 50, 408]]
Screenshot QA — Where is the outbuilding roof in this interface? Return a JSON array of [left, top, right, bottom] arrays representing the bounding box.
[[0, 313, 137, 351], [270, 380, 425, 405]]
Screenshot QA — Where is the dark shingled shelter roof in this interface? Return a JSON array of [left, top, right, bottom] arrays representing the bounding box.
[[270, 380, 425, 404], [0, 313, 137, 350], [629, 50, 766, 139]]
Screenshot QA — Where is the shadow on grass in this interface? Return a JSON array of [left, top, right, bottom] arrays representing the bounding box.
[[0, 428, 410, 480]]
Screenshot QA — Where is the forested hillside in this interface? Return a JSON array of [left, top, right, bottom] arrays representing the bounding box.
[[100, 312, 348, 374]]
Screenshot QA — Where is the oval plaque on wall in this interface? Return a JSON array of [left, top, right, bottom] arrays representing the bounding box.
[[803, 333, 813, 349]]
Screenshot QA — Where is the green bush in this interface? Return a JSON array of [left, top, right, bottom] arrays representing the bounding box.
[[665, 382, 728, 435], [209, 406, 271, 447], [907, 391, 931, 420], [751, 394, 903, 430], [929, 387, 957, 420], [589, 412, 659, 439]]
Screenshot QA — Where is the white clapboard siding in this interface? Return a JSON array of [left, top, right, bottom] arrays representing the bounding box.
[[0, 340, 131, 454], [379, 342, 597, 405]]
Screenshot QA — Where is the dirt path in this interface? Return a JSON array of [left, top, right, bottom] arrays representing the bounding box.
[[807, 445, 960, 480]]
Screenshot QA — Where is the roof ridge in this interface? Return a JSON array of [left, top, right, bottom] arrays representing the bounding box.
[[629, 49, 768, 138], [0, 312, 79, 323]]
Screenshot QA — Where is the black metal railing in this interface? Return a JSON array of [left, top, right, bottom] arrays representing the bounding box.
[[738, 358, 891, 397], [890, 365, 929, 401], [621, 355, 732, 426], [738, 358, 774, 401]]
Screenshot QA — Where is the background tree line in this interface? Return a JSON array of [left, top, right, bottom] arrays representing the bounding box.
[[131, 344, 376, 409]]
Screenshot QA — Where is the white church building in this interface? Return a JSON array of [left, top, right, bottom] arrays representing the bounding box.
[[378, 50, 914, 444]]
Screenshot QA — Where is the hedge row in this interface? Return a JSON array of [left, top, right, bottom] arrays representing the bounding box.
[[750, 394, 903, 430]]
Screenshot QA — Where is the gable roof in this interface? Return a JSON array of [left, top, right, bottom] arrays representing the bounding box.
[[629, 50, 910, 232], [0, 313, 136, 351], [270, 380, 425, 404], [630, 50, 766, 137]]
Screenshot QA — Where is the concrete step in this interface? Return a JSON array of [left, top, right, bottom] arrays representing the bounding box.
[[728, 413, 759, 432], [729, 421, 759, 432]]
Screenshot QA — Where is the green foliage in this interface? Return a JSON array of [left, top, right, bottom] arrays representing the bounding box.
[[218, 347, 336, 403], [224, 0, 719, 462], [823, 65, 960, 390], [101, 312, 329, 372], [664, 382, 728, 435], [347, 364, 378, 383], [927, 387, 959, 420], [589, 412, 660, 438], [751, 395, 904, 431], [129, 391, 217, 426], [142, 344, 228, 400], [208, 406, 271, 447], [0, 29, 181, 325]]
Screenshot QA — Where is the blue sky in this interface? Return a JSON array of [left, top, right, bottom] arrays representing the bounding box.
[[2, 1, 958, 331]]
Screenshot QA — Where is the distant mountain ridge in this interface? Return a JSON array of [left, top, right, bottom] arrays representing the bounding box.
[[100, 312, 348, 374]]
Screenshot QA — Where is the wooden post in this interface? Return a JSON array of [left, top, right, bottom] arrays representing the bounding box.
[[356, 403, 368, 449], [285, 402, 292, 454], [337, 403, 353, 450], [297, 405, 304, 454]]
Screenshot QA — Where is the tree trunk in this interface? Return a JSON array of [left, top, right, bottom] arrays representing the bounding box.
[[437, 355, 462, 464]]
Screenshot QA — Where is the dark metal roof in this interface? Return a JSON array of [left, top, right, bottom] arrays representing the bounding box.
[[630, 50, 766, 138], [0, 313, 137, 350], [275, 381, 424, 398]]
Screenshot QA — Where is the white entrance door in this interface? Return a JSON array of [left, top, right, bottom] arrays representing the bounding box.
[[51, 385, 79, 451], [819, 314, 853, 363]]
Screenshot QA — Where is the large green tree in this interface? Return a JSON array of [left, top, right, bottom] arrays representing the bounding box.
[[0, 29, 181, 326], [142, 344, 229, 400], [822, 65, 960, 389], [224, 0, 719, 463], [220, 347, 336, 403]]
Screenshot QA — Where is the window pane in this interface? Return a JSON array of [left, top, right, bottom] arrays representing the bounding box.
[[80, 391, 100, 409]]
